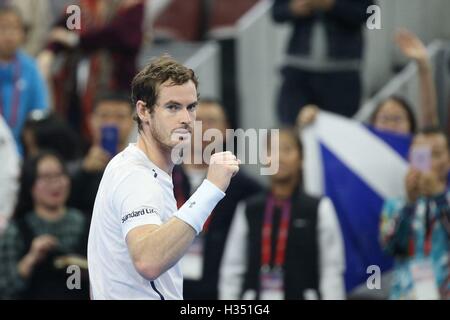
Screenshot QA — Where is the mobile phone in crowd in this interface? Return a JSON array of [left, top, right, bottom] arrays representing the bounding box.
[[410, 145, 431, 172], [101, 125, 119, 157]]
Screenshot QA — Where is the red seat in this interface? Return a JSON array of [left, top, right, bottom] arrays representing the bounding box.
[[154, 0, 202, 41], [209, 0, 260, 30]]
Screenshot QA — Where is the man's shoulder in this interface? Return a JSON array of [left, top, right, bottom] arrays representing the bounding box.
[[104, 150, 160, 191]]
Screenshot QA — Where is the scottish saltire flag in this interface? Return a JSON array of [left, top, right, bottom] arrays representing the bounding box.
[[301, 112, 413, 293]]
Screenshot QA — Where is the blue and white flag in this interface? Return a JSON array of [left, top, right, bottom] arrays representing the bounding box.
[[302, 112, 413, 292]]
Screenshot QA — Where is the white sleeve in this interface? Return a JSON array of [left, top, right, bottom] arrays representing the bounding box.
[[219, 201, 248, 300], [112, 169, 164, 240], [0, 116, 19, 227], [318, 197, 346, 300]]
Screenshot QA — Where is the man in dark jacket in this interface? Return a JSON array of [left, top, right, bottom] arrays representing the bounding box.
[[272, 0, 373, 124]]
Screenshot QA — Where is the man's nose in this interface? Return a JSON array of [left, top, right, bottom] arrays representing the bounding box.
[[180, 108, 193, 125]]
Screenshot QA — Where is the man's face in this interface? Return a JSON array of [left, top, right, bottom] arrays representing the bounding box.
[[194, 102, 227, 152], [411, 133, 450, 182], [0, 12, 24, 59], [373, 99, 411, 135], [91, 100, 134, 146], [148, 80, 197, 150], [270, 131, 302, 182]]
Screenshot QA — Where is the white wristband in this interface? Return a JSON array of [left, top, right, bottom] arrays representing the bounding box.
[[174, 179, 225, 234]]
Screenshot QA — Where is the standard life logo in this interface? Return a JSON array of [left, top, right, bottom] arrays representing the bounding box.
[[122, 207, 158, 224]]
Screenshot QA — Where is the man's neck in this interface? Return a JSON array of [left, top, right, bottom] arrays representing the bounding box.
[[270, 178, 299, 200], [184, 162, 208, 172], [35, 204, 65, 222], [137, 133, 173, 175], [118, 142, 128, 153]]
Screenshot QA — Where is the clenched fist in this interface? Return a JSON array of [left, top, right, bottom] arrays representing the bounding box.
[[207, 151, 240, 192]]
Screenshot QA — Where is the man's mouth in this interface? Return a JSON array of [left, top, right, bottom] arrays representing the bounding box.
[[173, 128, 191, 134], [172, 128, 192, 141]]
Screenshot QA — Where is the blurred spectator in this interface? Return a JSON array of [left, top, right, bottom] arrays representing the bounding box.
[[298, 29, 438, 136], [380, 128, 450, 299], [21, 110, 82, 167], [38, 0, 144, 140], [371, 30, 438, 133], [0, 4, 49, 152], [9, 0, 52, 56], [0, 114, 19, 233], [68, 91, 134, 216], [141, 0, 172, 48], [296, 29, 440, 299], [219, 128, 345, 300], [0, 151, 89, 299], [175, 99, 263, 299], [272, 0, 373, 125], [7, 0, 74, 56]]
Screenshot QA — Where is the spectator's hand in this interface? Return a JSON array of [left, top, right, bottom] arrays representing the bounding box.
[[37, 50, 55, 80], [310, 0, 335, 11], [49, 27, 79, 48], [54, 255, 88, 270], [395, 29, 429, 66], [405, 168, 421, 204], [418, 171, 446, 197], [29, 235, 59, 264], [289, 0, 313, 17], [296, 105, 320, 129], [19, 235, 58, 279], [82, 146, 111, 173]]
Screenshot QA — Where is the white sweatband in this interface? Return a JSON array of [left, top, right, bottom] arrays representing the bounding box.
[[174, 179, 225, 234]]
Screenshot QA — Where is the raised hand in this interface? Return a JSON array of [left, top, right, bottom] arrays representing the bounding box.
[[395, 29, 428, 64], [206, 151, 240, 192]]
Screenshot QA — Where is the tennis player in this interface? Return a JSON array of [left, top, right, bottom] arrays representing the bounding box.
[[87, 55, 240, 299]]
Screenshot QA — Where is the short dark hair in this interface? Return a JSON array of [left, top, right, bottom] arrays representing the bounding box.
[[131, 55, 199, 131], [21, 112, 81, 161], [94, 91, 133, 112], [370, 95, 417, 134]]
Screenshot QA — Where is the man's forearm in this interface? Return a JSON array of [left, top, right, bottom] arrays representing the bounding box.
[[129, 218, 196, 281], [417, 60, 438, 128]]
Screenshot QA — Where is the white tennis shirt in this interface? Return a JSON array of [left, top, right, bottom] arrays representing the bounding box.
[[88, 144, 182, 300]]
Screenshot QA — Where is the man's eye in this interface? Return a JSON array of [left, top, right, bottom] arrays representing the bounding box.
[[167, 104, 181, 111], [187, 105, 197, 112]]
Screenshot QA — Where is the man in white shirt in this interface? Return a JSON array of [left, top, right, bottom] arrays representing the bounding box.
[[87, 55, 240, 300], [0, 114, 19, 234]]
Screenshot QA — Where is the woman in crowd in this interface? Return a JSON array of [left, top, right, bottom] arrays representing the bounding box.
[[0, 151, 89, 299]]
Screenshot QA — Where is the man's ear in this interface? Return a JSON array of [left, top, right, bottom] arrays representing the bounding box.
[[136, 100, 150, 125]]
